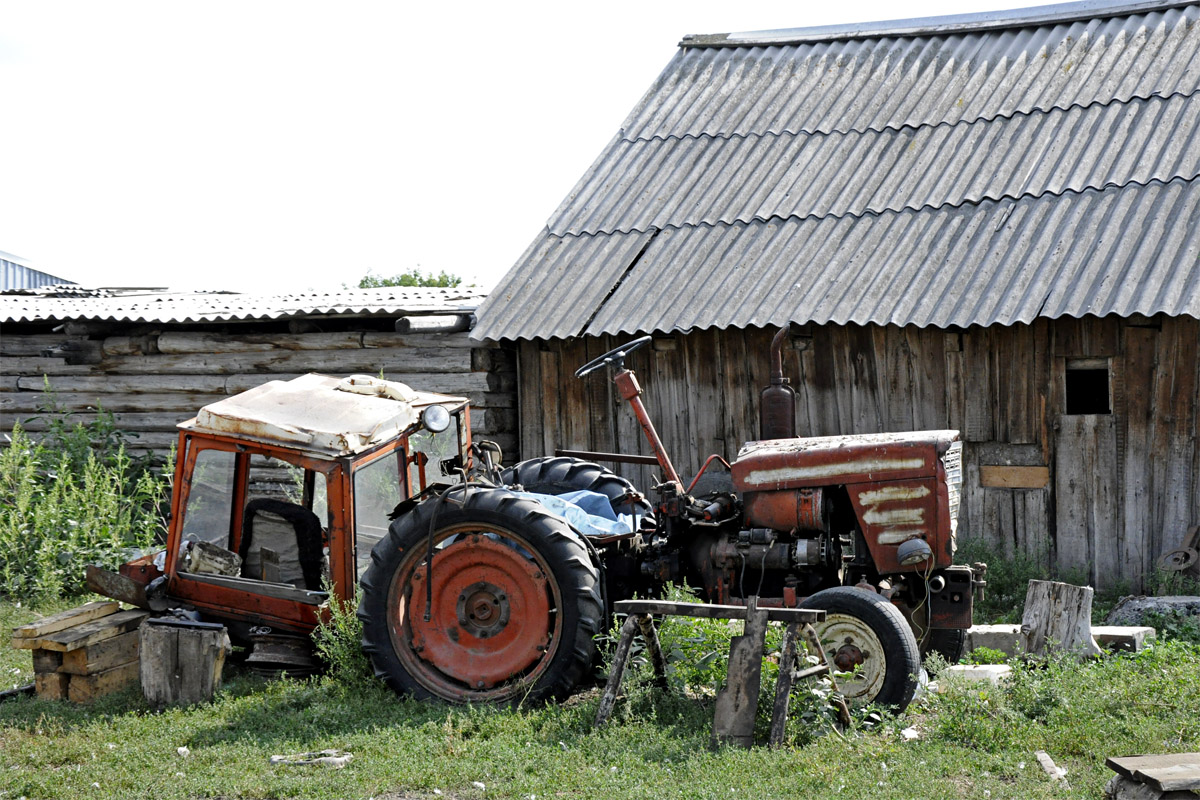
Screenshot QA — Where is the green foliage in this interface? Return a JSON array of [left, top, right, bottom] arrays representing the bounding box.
[[4, 590, 1199, 799], [955, 538, 1048, 624], [356, 268, 463, 288], [960, 646, 1009, 665], [0, 401, 172, 601], [1143, 609, 1200, 645], [311, 580, 375, 691]]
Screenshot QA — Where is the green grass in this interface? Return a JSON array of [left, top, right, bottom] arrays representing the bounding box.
[[4, 598, 1199, 800]]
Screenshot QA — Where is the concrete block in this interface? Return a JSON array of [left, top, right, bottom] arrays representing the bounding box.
[[965, 624, 1022, 657], [938, 664, 1013, 690], [1092, 625, 1157, 652]]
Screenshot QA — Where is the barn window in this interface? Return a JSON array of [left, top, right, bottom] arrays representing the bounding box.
[[1065, 358, 1111, 415]]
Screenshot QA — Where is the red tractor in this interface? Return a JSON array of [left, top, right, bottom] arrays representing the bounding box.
[[95, 332, 979, 711]]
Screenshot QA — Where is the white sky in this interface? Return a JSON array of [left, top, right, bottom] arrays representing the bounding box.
[[0, 0, 1041, 293]]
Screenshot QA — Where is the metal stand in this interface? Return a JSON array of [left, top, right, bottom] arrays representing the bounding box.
[[595, 599, 849, 748]]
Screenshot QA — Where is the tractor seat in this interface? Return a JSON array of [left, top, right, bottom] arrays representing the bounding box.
[[240, 498, 324, 590]]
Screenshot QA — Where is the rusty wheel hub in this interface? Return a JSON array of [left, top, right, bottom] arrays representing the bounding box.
[[817, 614, 885, 703], [398, 534, 555, 692], [456, 581, 511, 639]]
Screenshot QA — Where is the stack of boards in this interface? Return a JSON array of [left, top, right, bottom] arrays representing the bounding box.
[[10, 601, 148, 703]]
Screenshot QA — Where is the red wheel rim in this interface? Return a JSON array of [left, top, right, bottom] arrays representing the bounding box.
[[386, 527, 561, 700]]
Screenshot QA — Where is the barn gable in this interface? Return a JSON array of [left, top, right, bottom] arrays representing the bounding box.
[[472, 0, 1200, 342]]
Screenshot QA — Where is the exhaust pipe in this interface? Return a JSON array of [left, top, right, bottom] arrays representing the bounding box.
[[760, 327, 796, 440]]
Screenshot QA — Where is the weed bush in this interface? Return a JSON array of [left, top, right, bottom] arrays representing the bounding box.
[[0, 404, 171, 601], [312, 580, 376, 690]]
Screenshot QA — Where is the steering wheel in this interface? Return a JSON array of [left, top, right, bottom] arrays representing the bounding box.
[[574, 335, 652, 378]]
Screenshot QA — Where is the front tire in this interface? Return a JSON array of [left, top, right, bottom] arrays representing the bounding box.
[[358, 487, 602, 704], [799, 586, 921, 710]]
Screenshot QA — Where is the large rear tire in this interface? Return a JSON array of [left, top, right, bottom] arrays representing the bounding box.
[[358, 487, 602, 704], [500, 456, 651, 517], [799, 586, 921, 710]]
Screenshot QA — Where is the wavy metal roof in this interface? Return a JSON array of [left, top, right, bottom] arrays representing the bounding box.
[[472, 0, 1200, 342], [0, 286, 486, 325]]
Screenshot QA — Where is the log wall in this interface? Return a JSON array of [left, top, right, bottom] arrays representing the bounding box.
[[1, 323, 518, 463], [517, 314, 1200, 591]]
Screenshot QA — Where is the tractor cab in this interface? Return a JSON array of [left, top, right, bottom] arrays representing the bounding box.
[[97, 373, 470, 637]]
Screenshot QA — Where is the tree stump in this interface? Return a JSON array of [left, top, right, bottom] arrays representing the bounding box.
[[139, 619, 231, 706], [1021, 580, 1102, 657]]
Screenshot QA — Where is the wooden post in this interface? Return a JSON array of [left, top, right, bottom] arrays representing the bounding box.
[[712, 599, 769, 749], [1020, 580, 1102, 657], [633, 614, 668, 688], [595, 615, 640, 726]]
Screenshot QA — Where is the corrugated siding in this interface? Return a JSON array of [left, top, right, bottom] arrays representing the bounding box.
[[0, 287, 487, 324], [472, 2, 1200, 342]]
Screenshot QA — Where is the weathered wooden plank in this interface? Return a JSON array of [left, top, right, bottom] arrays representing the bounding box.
[[1159, 318, 1199, 563], [68, 660, 140, 703], [683, 331, 723, 478], [963, 327, 994, 442], [883, 325, 915, 432], [59, 631, 140, 676], [1107, 754, 1200, 792], [980, 465, 1050, 489], [11, 601, 120, 640], [33, 610, 148, 653], [1123, 326, 1157, 590]]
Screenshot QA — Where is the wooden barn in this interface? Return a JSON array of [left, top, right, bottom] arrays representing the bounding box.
[[1, 286, 518, 466], [471, 1, 1200, 590]]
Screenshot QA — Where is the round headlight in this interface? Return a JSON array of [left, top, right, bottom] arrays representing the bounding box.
[[422, 404, 451, 433]]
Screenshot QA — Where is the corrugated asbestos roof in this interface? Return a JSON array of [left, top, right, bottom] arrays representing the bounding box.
[[0, 287, 486, 325], [472, 0, 1200, 341]]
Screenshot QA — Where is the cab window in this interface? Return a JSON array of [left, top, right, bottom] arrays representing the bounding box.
[[353, 451, 405, 577]]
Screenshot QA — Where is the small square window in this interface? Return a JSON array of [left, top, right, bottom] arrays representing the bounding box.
[[1065, 358, 1111, 415]]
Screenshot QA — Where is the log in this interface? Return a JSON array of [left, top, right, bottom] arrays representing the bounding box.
[[139, 621, 231, 706], [68, 660, 140, 703], [156, 331, 363, 353], [0, 391, 227, 414], [18, 374, 229, 394], [1020, 580, 1102, 657]]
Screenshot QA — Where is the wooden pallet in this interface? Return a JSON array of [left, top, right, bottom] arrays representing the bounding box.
[[11, 602, 147, 703]]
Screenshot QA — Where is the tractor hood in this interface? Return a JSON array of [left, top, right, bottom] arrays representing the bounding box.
[[732, 430, 960, 491]]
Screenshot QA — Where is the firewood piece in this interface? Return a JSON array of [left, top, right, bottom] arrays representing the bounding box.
[[1020, 580, 1102, 657]]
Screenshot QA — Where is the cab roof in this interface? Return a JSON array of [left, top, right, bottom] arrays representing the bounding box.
[[179, 373, 466, 457]]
